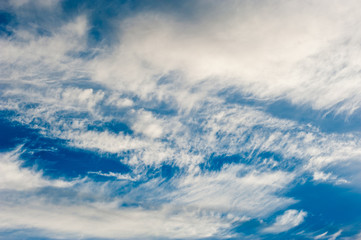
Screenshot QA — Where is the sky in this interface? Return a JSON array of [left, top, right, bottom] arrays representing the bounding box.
[[1, 0, 361, 239]]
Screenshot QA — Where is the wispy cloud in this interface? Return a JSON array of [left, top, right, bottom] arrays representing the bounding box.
[[0, 147, 74, 190], [0, 198, 229, 239], [329, 230, 343, 240], [0, 160, 294, 239], [263, 209, 307, 233]]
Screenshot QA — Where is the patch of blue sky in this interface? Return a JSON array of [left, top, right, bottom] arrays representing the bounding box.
[[0, 230, 47, 240], [20, 140, 130, 179], [0, 110, 38, 150], [0, 10, 14, 36], [87, 120, 133, 135], [286, 182, 361, 238]]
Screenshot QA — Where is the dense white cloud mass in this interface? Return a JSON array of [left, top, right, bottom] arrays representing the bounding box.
[[90, 0, 361, 113], [1, 0, 361, 239]]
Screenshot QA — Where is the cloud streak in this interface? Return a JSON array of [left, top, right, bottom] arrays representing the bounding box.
[[263, 209, 307, 233]]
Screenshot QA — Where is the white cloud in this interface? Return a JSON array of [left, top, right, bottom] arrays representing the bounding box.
[[315, 231, 328, 239], [172, 165, 296, 218], [105, 94, 134, 108], [0, 15, 88, 99], [0, 163, 296, 239], [313, 171, 349, 185], [0, 148, 73, 191], [329, 230, 343, 240], [0, 199, 229, 239], [263, 209, 307, 233], [62, 88, 104, 110], [131, 110, 164, 138], [89, 0, 361, 113]]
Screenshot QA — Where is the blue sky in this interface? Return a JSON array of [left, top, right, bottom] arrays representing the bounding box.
[[1, 0, 361, 239]]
